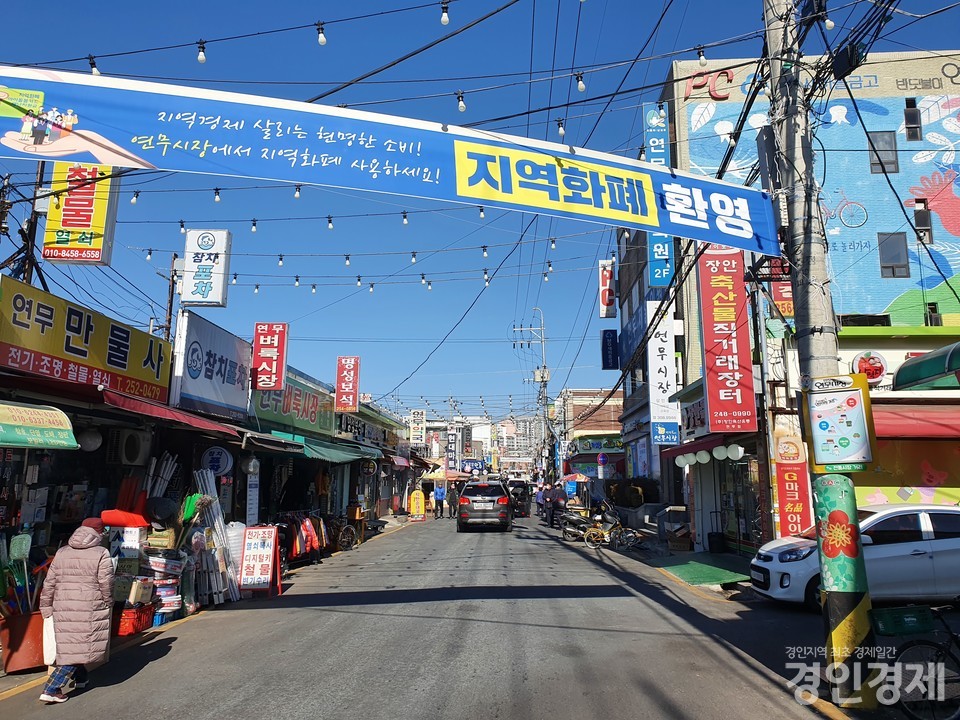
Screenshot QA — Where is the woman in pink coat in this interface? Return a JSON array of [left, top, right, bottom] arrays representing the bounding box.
[[38, 517, 114, 704]]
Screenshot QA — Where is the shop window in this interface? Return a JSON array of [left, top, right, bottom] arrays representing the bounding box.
[[930, 512, 960, 540], [863, 513, 922, 545], [927, 302, 943, 327], [914, 199, 933, 244], [904, 98, 923, 141], [868, 131, 899, 174], [878, 232, 910, 278]]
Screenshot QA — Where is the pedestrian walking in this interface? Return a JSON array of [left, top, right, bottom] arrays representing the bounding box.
[[535, 486, 544, 516], [39, 517, 114, 704], [434, 483, 447, 518], [543, 482, 554, 527], [447, 485, 458, 518], [549, 483, 567, 528]]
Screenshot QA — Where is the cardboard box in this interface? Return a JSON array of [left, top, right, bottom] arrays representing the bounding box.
[[108, 527, 148, 550], [129, 578, 154, 604], [117, 558, 140, 575], [146, 528, 176, 549], [113, 575, 134, 602]]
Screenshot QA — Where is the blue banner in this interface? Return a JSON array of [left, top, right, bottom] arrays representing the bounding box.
[[643, 105, 677, 284], [601, 329, 619, 370], [0, 67, 778, 255]]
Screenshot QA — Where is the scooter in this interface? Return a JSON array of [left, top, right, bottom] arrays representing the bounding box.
[[559, 500, 613, 542]]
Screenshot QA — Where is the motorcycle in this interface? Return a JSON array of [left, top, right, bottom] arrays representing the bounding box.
[[559, 500, 613, 542], [582, 508, 640, 550]]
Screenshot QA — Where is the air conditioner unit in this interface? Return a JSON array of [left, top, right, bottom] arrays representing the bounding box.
[[105, 429, 152, 466]]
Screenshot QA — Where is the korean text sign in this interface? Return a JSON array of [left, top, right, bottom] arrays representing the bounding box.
[[252, 367, 335, 436], [172, 311, 250, 422], [410, 409, 427, 445], [598, 260, 616, 319], [42, 162, 118, 265], [0, 276, 171, 401], [335, 356, 360, 413], [182, 229, 231, 307], [773, 435, 814, 537], [251, 322, 288, 392], [802, 373, 876, 474], [696, 245, 758, 433], [645, 301, 681, 445], [643, 105, 675, 287], [239, 526, 277, 591], [0, 66, 778, 255]]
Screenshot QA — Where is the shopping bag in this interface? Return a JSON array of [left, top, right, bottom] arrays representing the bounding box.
[[42, 616, 56, 666]]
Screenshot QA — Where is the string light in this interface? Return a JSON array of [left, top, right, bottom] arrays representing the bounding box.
[[410, 251, 417, 264], [232, 273, 237, 284], [327, 215, 334, 230], [550, 237, 556, 250], [179, 220, 186, 234], [478, 206, 484, 219], [294, 184, 301, 199], [622, 229, 630, 240], [278, 254, 284, 267], [639, 144, 647, 161], [311, 284, 317, 293], [421, 273, 426, 285], [485, 278, 490, 287], [543, 272, 548, 282], [254, 284, 259, 294], [697, 46, 707, 67], [251, 219, 257, 233], [357, 275, 362, 287], [345, 255, 350, 266], [369, 282, 374, 293], [440, 1, 450, 25], [427, 281, 432, 290], [482, 245, 488, 258], [556, 118, 565, 137], [197, 41, 207, 64], [402, 211, 408, 225], [130, 191, 139, 205], [316, 22, 327, 46], [456, 91, 466, 112], [576, 72, 586, 93], [213, 188, 221, 202], [658, 102, 666, 118], [88, 55, 100, 75], [483, 268, 489, 281], [825, 14, 835, 30], [611, 249, 617, 261], [145, 248, 152, 261], [548, 260, 553, 273], [294, 275, 300, 287]]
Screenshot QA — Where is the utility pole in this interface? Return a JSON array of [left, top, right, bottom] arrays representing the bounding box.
[[161, 252, 179, 342], [514, 308, 551, 479], [763, 0, 874, 708]]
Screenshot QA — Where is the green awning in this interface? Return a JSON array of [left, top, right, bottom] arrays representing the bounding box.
[[339, 441, 383, 459], [893, 342, 960, 390], [0, 401, 79, 449], [302, 439, 367, 464]]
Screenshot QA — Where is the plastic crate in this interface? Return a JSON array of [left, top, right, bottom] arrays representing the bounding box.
[[112, 603, 156, 636], [870, 606, 935, 636]]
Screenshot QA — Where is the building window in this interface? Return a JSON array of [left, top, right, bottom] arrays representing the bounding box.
[[914, 199, 933, 244], [904, 98, 923, 141], [868, 131, 899, 174], [878, 232, 910, 278]]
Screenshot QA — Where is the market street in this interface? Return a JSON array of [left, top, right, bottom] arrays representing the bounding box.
[[3, 518, 827, 719]]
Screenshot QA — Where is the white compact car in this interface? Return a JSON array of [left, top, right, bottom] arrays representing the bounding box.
[[750, 504, 960, 611]]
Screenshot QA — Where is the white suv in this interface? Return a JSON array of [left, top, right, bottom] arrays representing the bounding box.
[[750, 504, 960, 611]]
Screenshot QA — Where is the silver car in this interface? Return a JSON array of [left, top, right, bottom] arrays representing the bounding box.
[[456, 480, 513, 532]]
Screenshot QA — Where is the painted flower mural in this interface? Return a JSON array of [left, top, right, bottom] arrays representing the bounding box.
[[819, 510, 860, 559]]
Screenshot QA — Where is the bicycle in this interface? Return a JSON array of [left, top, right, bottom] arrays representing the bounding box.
[[818, 189, 868, 228], [582, 509, 642, 551], [327, 515, 360, 551], [880, 603, 960, 720]]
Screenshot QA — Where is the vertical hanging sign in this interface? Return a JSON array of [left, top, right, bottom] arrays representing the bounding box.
[[697, 244, 757, 433], [773, 434, 814, 537], [42, 162, 119, 265], [643, 105, 675, 288], [599, 259, 616, 318], [334, 356, 360, 413], [646, 301, 681, 444], [251, 322, 288, 392], [410, 409, 427, 446], [182, 229, 231, 307]]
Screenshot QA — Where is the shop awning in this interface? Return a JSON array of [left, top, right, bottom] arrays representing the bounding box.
[[0, 400, 79, 449], [237, 428, 304, 455], [389, 455, 410, 468], [872, 404, 960, 439], [338, 441, 383, 459], [893, 342, 960, 390], [102, 390, 239, 437], [301, 439, 367, 464], [658, 435, 725, 459]]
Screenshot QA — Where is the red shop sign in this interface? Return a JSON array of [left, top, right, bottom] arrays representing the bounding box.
[[252, 322, 288, 392], [335, 355, 360, 413], [696, 244, 757, 433]]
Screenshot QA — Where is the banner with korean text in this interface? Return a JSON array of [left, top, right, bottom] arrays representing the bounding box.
[[0, 276, 171, 401], [251, 366, 335, 436], [42, 162, 119, 264], [773, 434, 814, 537], [0, 66, 778, 255], [182, 229, 231, 307], [645, 301, 680, 445], [696, 245, 757, 433], [251, 323, 288, 392], [642, 105, 675, 287], [598, 260, 616, 318], [410, 409, 427, 446], [171, 311, 250, 421], [335, 356, 360, 413]]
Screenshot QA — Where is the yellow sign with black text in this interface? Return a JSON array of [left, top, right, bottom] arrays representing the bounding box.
[[42, 162, 119, 265], [0, 276, 171, 402]]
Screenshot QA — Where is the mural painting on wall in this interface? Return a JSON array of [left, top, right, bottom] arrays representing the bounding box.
[[853, 440, 960, 507], [684, 79, 960, 325]]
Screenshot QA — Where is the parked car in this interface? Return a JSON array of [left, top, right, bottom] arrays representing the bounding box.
[[750, 504, 960, 611], [457, 481, 513, 532]]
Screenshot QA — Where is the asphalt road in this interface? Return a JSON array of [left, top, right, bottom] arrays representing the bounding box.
[[3, 516, 830, 719]]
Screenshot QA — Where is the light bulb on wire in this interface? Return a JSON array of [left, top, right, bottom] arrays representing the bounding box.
[[421, 273, 426, 285], [427, 281, 432, 291], [327, 215, 334, 230], [130, 191, 139, 205], [697, 46, 707, 67], [483, 269, 489, 281], [146, 248, 152, 261], [543, 272, 549, 283], [548, 261, 553, 273], [357, 275, 362, 287], [294, 185, 301, 199], [278, 254, 284, 267], [440, 1, 450, 25], [411, 251, 417, 264], [402, 211, 408, 225], [316, 22, 327, 45], [197, 41, 207, 64], [345, 255, 350, 267], [825, 15, 835, 30], [456, 91, 466, 113], [254, 284, 259, 294], [550, 237, 556, 250], [251, 219, 257, 233], [658, 102, 666, 118], [294, 276, 300, 287], [482, 245, 488, 258], [369, 283, 374, 294], [576, 72, 586, 93], [179, 220, 186, 234], [213, 188, 221, 202], [311, 284, 316, 294], [479, 206, 485, 219], [556, 119, 565, 138], [232, 273, 237, 285], [88, 55, 101, 75]]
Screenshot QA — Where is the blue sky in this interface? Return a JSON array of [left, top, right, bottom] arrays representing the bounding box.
[[0, 0, 956, 424]]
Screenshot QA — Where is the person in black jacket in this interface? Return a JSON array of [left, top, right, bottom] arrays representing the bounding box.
[[549, 483, 567, 528]]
